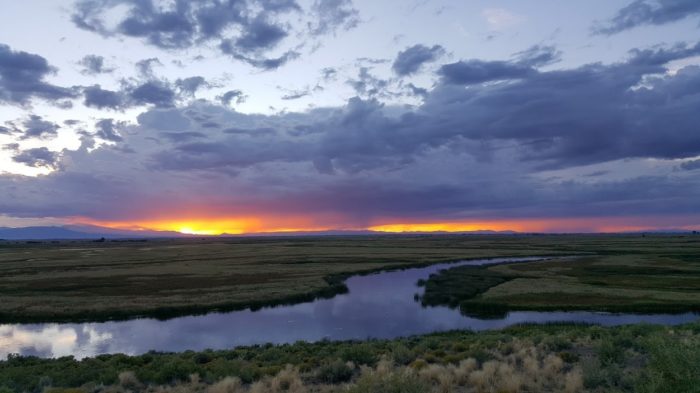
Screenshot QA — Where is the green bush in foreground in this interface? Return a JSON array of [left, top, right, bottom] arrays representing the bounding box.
[[0, 322, 699, 392]]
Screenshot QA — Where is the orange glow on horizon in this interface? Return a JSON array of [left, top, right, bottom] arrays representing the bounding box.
[[72, 214, 700, 235], [368, 222, 528, 233], [85, 217, 336, 235]]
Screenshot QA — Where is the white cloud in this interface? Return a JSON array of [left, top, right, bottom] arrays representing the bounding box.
[[482, 8, 524, 31]]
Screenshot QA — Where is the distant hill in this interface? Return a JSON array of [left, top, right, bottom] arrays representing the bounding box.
[[0, 225, 187, 240]]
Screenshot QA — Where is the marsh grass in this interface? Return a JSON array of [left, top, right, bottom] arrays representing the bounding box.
[[1, 234, 698, 322], [421, 243, 700, 316]]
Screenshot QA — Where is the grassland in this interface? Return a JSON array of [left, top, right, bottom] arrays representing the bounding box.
[[1, 321, 698, 393], [420, 239, 700, 316], [0, 234, 699, 322]]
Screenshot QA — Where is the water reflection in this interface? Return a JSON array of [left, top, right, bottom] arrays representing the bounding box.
[[1, 257, 698, 359]]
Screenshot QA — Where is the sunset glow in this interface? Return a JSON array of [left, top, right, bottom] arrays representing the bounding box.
[[77, 215, 700, 236]]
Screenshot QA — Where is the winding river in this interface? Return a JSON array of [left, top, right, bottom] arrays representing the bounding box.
[[1, 256, 698, 359]]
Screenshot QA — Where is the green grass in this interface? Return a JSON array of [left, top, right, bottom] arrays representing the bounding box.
[[419, 239, 700, 316], [1, 322, 698, 392], [0, 234, 699, 322]]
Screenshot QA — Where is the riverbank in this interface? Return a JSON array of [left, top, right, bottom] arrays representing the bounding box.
[[1, 234, 697, 323], [2, 321, 698, 393]]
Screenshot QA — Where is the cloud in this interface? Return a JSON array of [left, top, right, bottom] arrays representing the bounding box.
[[0, 43, 76, 105], [438, 59, 535, 85], [83, 85, 124, 109], [218, 90, 247, 106], [12, 147, 61, 169], [20, 115, 60, 140], [482, 8, 523, 31], [347, 68, 389, 97], [281, 90, 311, 100], [224, 49, 301, 70], [438, 45, 562, 85], [595, 0, 700, 35], [3, 42, 700, 228], [514, 45, 562, 67], [309, 0, 360, 35], [680, 159, 700, 171], [392, 44, 445, 76], [136, 57, 163, 79], [232, 16, 288, 52], [78, 55, 113, 75], [175, 76, 210, 97], [94, 119, 123, 142], [70, 0, 342, 69], [128, 81, 176, 107]]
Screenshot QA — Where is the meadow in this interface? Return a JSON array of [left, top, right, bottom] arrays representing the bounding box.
[[420, 251, 700, 316], [0, 234, 698, 322], [1, 321, 698, 393]]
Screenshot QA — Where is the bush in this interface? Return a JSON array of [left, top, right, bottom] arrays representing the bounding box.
[[340, 345, 377, 366], [315, 360, 354, 384], [636, 334, 700, 393], [390, 344, 415, 365]]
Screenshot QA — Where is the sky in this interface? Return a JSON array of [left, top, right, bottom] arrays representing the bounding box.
[[1, 0, 700, 234]]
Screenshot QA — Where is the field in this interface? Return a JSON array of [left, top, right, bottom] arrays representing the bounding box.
[[0, 234, 699, 322], [1, 234, 700, 392], [1, 322, 698, 393], [420, 239, 700, 316]]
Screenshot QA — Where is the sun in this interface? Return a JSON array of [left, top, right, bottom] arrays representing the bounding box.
[[177, 226, 219, 236]]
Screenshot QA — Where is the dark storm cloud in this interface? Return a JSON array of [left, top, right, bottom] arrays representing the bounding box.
[[78, 55, 113, 75], [20, 115, 60, 140], [0, 43, 76, 105], [4, 39, 700, 225], [218, 90, 246, 106], [595, 0, 700, 35], [12, 147, 60, 169], [392, 44, 445, 76], [438, 59, 535, 85], [94, 119, 123, 142], [83, 85, 124, 109], [438, 45, 563, 85], [129, 81, 176, 107], [145, 42, 700, 175], [160, 131, 207, 142], [680, 159, 700, 171]]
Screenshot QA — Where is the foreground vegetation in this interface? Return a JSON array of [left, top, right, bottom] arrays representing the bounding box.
[[1, 322, 698, 393], [420, 240, 700, 316], [1, 234, 698, 322]]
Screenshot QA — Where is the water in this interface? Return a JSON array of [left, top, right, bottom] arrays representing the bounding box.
[[1, 257, 697, 359]]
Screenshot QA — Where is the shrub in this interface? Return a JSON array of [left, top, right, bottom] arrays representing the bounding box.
[[315, 360, 354, 384], [390, 344, 415, 365], [340, 345, 377, 366], [636, 334, 700, 393]]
